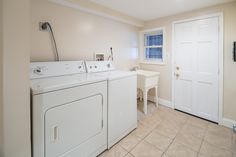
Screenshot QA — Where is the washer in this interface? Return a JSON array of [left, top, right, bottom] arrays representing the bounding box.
[[30, 61, 107, 157], [85, 61, 137, 148]]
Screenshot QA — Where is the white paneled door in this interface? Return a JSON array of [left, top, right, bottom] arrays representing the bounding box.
[[173, 16, 220, 122]]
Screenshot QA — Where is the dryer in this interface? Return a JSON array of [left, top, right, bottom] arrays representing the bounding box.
[[85, 61, 137, 148], [30, 61, 107, 157]]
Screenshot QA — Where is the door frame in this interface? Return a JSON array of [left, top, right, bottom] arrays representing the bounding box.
[[171, 13, 224, 124]]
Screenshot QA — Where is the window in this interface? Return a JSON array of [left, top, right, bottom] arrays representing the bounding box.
[[140, 28, 165, 64]]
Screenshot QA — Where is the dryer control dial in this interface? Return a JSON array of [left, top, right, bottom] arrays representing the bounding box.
[[33, 67, 44, 75]]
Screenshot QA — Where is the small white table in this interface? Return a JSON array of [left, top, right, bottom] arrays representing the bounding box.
[[137, 70, 160, 114]]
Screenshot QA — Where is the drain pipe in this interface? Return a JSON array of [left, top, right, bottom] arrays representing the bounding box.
[[108, 47, 114, 61], [40, 22, 60, 61]]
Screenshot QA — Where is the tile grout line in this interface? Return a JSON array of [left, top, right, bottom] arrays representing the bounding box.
[[118, 135, 142, 154], [119, 116, 163, 155], [127, 106, 168, 156], [104, 103, 233, 157], [204, 124, 235, 153], [197, 131, 206, 157], [179, 124, 206, 153], [162, 119, 189, 157]]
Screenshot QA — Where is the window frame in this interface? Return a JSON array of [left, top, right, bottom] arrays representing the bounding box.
[[139, 27, 166, 65]]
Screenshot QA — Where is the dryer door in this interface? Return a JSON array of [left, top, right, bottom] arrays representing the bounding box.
[[45, 95, 104, 157]]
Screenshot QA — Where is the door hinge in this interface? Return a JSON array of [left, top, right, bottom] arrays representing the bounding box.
[[102, 120, 104, 128]]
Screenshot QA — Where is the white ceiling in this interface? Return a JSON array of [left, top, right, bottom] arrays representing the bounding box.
[[89, 0, 235, 21]]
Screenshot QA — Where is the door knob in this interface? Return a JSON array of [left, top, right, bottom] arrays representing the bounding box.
[[174, 72, 180, 78]]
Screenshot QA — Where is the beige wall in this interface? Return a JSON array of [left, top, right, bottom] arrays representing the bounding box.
[[0, 0, 3, 155], [31, 0, 139, 70], [0, 0, 234, 156], [62, 0, 143, 27], [2, 0, 31, 157], [141, 2, 236, 121]]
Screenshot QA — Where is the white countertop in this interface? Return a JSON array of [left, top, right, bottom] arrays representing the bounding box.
[[97, 70, 137, 80], [136, 70, 160, 77]]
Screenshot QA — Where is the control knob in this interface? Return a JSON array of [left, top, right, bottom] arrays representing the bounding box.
[[33, 68, 42, 75]]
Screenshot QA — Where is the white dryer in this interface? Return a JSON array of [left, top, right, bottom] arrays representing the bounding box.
[[30, 61, 108, 157], [85, 61, 137, 148]]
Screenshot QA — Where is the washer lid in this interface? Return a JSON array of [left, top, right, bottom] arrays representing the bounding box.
[[30, 61, 107, 94], [85, 61, 137, 80], [31, 73, 107, 95]]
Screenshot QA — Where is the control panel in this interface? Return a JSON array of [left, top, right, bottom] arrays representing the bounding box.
[[30, 61, 86, 79], [85, 61, 115, 73]]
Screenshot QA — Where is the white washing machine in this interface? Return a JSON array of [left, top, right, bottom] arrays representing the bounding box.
[[30, 61, 108, 157], [85, 61, 137, 148]]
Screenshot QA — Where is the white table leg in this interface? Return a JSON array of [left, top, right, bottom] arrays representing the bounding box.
[[155, 86, 158, 107], [139, 89, 143, 101], [143, 89, 148, 114]]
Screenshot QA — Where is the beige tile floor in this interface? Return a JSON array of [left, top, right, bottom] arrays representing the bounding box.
[[99, 101, 236, 157]]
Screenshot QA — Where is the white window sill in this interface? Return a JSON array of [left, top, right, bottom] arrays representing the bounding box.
[[140, 61, 166, 65]]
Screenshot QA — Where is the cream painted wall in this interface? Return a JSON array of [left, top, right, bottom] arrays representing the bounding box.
[[0, 0, 3, 155], [2, 0, 31, 157], [57, 0, 144, 27], [141, 2, 236, 121], [31, 0, 139, 70]]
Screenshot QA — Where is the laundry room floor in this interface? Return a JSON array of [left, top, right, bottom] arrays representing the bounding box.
[[99, 101, 236, 157]]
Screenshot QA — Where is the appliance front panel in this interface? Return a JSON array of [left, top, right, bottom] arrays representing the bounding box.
[[45, 95, 103, 157], [108, 75, 137, 147], [32, 81, 107, 157]]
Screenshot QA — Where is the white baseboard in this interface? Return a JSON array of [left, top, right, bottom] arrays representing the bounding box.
[[221, 118, 236, 128], [147, 95, 173, 109], [146, 95, 235, 129]]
